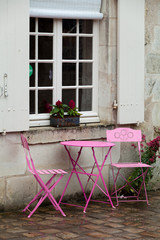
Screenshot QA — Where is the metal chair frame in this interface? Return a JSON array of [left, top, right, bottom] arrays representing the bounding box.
[[21, 134, 67, 217], [106, 128, 152, 206]]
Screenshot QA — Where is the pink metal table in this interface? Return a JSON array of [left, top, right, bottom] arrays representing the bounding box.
[[59, 141, 115, 213]]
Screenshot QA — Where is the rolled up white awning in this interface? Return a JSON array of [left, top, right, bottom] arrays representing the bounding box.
[[30, 0, 103, 19]]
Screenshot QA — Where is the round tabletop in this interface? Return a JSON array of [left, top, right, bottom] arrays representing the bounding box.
[[60, 141, 115, 147]]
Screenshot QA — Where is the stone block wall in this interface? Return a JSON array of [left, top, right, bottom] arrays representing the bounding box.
[[144, 0, 160, 138]]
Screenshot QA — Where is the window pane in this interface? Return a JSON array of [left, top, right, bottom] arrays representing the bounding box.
[[30, 36, 35, 59], [30, 18, 35, 32], [38, 90, 52, 113], [63, 37, 76, 59], [62, 63, 76, 86], [79, 20, 92, 34], [30, 91, 35, 114], [38, 36, 53, 59], [79, 89, 92, 111], [38, 63, 53, 86], [79, 37, 92, 59], [29, 63, 35, 87], [62, 89, 76, 105], [38, 18, 53, 33], [62, 19, 76, 33], [79, 63, 92, 85]]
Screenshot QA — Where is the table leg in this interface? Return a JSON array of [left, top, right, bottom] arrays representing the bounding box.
[[59, 146, 88, 205], [83, 147, 115, 212]]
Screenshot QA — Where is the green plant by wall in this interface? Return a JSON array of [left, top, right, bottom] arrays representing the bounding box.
[[126, 134, 160, 194]]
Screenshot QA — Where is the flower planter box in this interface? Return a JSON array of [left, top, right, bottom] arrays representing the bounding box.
[[50, 115, 80, 127]]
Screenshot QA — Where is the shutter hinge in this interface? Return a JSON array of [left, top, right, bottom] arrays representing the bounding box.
[[113, 100, 118, 110], [4, 73, 8, 97]]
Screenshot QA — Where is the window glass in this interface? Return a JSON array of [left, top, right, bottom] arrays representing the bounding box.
[[62, 19, 76, 33], [38, 18, 53, 33], [30, 36, 35, 59], [79, 63, 92, 85], [38, 90, 52, 113], [62, 89, 76, 105], [79, 89, 92, 111], [30, 91, 35, 114], [29, 63, 35, 87], [62, 63, 76, 86], [79, 20, 92, 34], [63, 37, 76, 59], [79, 37, 92, 59], [38, 36, 53, 59], [38, 63, 53, 86], [30, 18, 35, 32]]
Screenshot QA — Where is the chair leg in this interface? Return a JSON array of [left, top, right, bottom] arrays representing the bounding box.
[[27, 190, 66, 218], [36, 175, 66, 217], [111, 167, 150, 205], [23, 174, 56, 213], [111, 167, 120, 206], [24, 174, 66, 217], [137, 168, 150, 205]]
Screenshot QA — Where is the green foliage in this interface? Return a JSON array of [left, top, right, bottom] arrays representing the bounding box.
[[50, 100, 81, 118], [50, 104, 68, 118], [125, 134, 160, 195], [67, 107, 81, 117]]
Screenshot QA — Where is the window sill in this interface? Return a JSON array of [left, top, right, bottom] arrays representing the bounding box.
[[23, 123, 114, 145]]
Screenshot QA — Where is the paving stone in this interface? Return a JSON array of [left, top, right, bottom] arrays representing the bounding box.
[[124, 227, 144, 234], [140, 231, 160, 238], [0, 190, 159, 239], [40, 229, 60, 234], [87, 231, 112, 238], [56, 231, 79, 239], [38, 237, 61, 240], [22, 232, 42, 238]]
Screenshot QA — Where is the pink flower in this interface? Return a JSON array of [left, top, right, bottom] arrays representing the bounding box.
[[131, 144, 137, 149], [43, 100, 52, 113], [45, 102, 52, 113], [56, 100, 62, 107], [142, 134, 146, 141], [149, 158, 154, 163], [69, 100, 75, 109]]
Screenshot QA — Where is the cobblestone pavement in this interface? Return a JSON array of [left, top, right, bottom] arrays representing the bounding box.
[[0, 190, 160, 239]]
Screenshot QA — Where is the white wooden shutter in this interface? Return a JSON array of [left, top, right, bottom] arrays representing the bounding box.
[[0, 0, 29, 133], [117, 0, 144, 124]]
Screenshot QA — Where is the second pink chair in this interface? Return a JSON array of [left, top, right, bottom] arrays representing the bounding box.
[[106, 128, 152, 206]]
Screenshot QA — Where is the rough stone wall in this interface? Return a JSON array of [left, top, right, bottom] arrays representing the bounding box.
[[144, 0, 160, 139], [99, 0, 117, 124]]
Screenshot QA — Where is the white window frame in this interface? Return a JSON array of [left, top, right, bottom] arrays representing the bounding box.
[[29, 19, 100, 127]]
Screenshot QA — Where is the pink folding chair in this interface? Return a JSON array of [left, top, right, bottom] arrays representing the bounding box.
[[106, 128, 152, 206], [21, 134, 67, 217]]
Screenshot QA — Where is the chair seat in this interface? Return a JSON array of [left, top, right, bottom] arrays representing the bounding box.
[[30, 169, 68, 175], [112, 162, 153, 169]]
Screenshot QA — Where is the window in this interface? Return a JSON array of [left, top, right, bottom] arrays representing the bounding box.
[[29, 18, 99, 127]]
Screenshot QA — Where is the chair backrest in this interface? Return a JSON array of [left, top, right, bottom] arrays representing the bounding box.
[[106, 128, 142, 143], [106, 128, 142, 163], [21, 134, 36, 173]]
